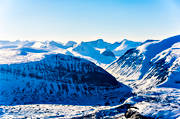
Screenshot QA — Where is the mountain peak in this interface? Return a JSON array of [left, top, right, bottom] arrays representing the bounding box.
[[65, 41, 77, 47], [96, 39, 104, 42]]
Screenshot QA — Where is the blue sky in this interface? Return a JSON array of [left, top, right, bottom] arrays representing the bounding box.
[[0, 0, 180, 42]]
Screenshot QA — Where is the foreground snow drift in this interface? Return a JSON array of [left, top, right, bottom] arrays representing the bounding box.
[[125, 88, 180, 119], [0, 88, 179, 119], [0, 104, 112, 118]]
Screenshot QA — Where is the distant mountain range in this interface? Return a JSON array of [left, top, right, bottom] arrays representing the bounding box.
[[0, 39, 144, 67]]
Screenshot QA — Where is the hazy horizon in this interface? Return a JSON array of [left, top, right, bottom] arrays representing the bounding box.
[[0, 0, 180, 42]]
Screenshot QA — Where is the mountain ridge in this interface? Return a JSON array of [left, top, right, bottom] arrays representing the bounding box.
[[0, 53, 132, 106], [107, 35, 180, 90]]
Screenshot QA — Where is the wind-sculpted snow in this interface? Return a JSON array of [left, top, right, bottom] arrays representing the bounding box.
[[107, 35, 180, 90], [0, 53, 131, 105]]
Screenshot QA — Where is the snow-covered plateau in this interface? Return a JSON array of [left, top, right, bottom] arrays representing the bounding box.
[[0, 36, 180, 119]]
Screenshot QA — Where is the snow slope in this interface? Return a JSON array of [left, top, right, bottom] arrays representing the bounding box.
[[0, 104, 112, 118], [107, 35, 180, 90], [0, 53, 131, 106], [1, 87, 179, 119]]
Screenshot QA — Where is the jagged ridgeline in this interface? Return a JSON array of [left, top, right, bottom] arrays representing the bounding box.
[[0, 54, 131, 105]]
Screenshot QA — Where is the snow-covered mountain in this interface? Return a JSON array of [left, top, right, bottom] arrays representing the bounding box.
[[112, 39, 141, 56], [72, 41, 116, 65], [71, 39, 141, 66], [0, 53, 131, 105], [107, 35, 180, 90], [0, 36, 180, 118]]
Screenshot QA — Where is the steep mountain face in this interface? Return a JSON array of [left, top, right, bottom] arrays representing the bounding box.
[[107, 35, 180, 90], [138, 43, 180, 89], [0, 53, 131, 105], [106, 48, 144, 83]]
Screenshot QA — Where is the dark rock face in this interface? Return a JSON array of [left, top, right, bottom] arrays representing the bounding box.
[[125, 108, 153, 119], [72, 104, 153, 119], [0, 54, 131, 105]]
